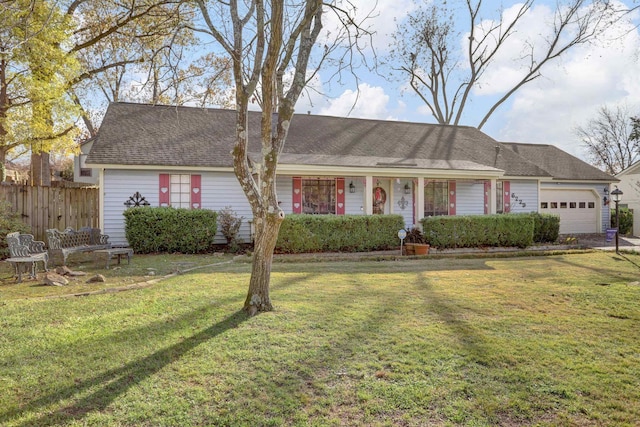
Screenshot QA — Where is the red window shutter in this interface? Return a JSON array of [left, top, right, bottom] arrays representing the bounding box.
[[503, 181, 511, 213], [336, 178, 345, 215], [292, 177, 302, 213], [484, 181, 490, 214], [191, 174, 201, 209], [159, 174, 170, 207], [448, 181, 456, 216]]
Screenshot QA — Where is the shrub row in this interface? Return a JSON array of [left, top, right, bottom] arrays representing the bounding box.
[[120, 208, 558, 254], [276, 214, 405, 253], [124, 207, 218, 254], [421, 214, 537, 249], [530, 212, 560, 243], [611, 208, 633, 235]]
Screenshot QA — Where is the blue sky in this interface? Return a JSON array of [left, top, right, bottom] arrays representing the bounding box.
[[293, 0, 640, 162]]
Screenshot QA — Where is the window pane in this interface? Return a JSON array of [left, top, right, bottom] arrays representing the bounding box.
[[424, 181, 449, 216], [170, 174, 191, 208], [302, 178, 335, 214], [496, 182, 504, 213]]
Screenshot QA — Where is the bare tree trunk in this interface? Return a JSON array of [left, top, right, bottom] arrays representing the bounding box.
[[244, 211, 283, 314], [30, 151, 51, 186], [197, 0, 360, 315]]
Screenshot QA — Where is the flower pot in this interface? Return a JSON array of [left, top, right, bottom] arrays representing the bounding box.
[[405, 243, 429, 255]]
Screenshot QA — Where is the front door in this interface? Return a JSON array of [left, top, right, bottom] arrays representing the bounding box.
[[372, 179, 390, 214]]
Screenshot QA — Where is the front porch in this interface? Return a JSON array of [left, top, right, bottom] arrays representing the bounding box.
[[287, 174, 528, 229]]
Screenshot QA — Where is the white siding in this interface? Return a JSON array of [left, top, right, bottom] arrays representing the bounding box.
[[104, 170, 252, 246], [390, 179, 413, 228], [344, 177, 366, 216], [456, 181, 484, 215], [276, 176, 293, 213], [200, 172, 252, 243], [509, 180, 538, 214], [104, 170, 157, 246]]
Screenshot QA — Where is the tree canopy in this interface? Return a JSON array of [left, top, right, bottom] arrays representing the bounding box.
[[0, 0, 79, 179]]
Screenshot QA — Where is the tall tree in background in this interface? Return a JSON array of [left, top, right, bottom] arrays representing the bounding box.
[[67, 0, 190, 137], [8, 0, 230, 183], [575, 105, 640, 174], [0, 0, 79, 183], [389, 0, 633, 129], [69, 0, 233, 139], [196, 0, 369, 314]]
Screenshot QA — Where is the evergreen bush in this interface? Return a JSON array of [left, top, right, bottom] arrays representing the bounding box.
[[612, 208, 633, 235], [422, 214, 535, 249], [276, 214, 405, 253], [124, 207, 218, 254]]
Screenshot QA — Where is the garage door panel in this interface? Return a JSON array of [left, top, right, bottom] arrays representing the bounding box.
[[540, 190, 598, 234]]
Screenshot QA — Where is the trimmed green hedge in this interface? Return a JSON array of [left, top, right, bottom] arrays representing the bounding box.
[[611, 208, 633, 235], [124, 207, 218, 254], [530, 212, 560, 243], [276, 214, 405, 253], [421, 214, 536, 249]]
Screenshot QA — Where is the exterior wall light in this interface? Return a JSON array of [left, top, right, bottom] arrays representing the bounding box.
[[404, 183, 411, 194], [349, 181, 356, 193]]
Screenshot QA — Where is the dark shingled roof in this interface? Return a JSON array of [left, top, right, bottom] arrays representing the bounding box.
[[502, 142, 617, 182], [87, 102, 607, 181]]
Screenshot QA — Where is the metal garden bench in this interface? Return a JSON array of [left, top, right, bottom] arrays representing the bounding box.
[[5, 232, 49, 282], [46, 227, 111, 266]]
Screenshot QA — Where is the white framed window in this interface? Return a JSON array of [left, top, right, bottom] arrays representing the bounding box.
[[170, 174, 191, 208]]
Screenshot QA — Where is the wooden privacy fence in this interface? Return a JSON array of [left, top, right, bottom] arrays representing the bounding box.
[[0, 183, 100, 242]]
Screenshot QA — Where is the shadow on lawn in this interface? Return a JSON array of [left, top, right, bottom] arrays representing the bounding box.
[[554, 252, 640, 281], [1, 309, 249, 427]]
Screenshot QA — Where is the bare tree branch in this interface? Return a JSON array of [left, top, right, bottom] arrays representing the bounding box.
[[575, 104, 640, 174], [389, 0, 633, 129]]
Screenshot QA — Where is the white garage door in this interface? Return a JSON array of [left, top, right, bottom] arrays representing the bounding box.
[[540, 190, 598, 234]]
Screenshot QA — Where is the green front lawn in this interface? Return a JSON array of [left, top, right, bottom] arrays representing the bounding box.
[[1, 252, 639, 426]]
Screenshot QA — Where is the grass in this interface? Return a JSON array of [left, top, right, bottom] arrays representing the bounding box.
[[1, 251, 639, 426]]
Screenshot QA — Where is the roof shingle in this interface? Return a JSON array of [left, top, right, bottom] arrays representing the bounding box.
[[86, 102, 614, 181]]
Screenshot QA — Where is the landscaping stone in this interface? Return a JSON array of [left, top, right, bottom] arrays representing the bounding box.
[[55, 266, 87, 276], [44, 273, 69, 286], [86, 274, 106, 283]]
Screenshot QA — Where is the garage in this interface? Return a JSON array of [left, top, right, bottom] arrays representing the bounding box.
[[539, 189, 599, 234]]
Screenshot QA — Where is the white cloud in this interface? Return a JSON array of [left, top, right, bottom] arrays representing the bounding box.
[[320, 83, 394, 119], [495, 12, 640, 159]]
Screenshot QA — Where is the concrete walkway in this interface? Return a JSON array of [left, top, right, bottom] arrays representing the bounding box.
[[589, 235, 640, 253]]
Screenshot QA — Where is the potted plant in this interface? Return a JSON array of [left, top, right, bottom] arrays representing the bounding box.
[[403, 227, 430, 255]]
